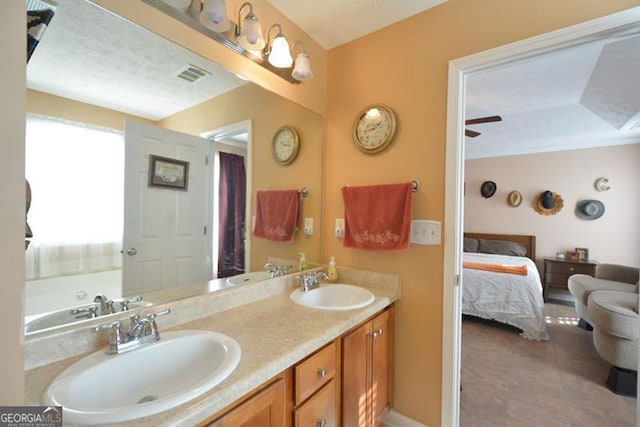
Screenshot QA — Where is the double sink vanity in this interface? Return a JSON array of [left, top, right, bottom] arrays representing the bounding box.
[[25, 267, 400, 426]]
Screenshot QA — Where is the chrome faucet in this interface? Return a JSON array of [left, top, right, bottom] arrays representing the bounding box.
[[298, 271, 329, 292], [92, 308, 170, 354], [264, 262, 291, 277], [93, 294, 115, 315]]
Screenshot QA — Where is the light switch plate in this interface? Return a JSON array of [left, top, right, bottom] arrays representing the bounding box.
[[411, 220, 441, 245]]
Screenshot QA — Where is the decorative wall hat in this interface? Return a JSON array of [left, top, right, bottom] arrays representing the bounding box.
[[507, 190, 522, 207], [594, 177, 611, 192], [575, 199, 605, 220], [480, 181, 496, 198], [532, 190, 564, 216]]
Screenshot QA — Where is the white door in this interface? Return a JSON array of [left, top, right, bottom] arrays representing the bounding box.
[[123, 120, 209, 296]]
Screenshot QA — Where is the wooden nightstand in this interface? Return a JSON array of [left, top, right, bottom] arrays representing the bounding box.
[[543, 257, 598, 301]]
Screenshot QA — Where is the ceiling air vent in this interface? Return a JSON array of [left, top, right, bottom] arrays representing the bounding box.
[[177, 64, 210, 83]]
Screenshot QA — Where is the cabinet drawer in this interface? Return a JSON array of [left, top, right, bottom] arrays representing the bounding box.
[[295, 342, 336, 405], [294, 380, 336, 427], [548, 262, 594, 275]]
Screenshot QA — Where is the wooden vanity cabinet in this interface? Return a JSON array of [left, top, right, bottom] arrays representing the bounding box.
[[292, 341, 339, 427], [202, 375, 286, 427], [342, 307, 394, 427]]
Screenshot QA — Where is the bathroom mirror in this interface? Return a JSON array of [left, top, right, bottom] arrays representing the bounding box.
[[24, 0, 323, 334]]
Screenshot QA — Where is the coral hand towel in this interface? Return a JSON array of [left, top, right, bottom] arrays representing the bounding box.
[[341, 182, 413, 251], [253, 190, 300, 242]]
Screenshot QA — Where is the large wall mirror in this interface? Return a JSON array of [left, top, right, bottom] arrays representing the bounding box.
[[24, 0, 323, 335]]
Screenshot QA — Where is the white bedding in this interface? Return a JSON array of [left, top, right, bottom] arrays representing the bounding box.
[[462, 252, 549, 341]]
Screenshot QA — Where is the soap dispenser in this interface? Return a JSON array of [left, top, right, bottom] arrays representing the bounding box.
[[328, 256, 338, 282], [298, 252, 307, 271]]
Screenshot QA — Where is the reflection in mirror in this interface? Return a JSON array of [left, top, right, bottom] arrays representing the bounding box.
[[24, 0, 323, 335]]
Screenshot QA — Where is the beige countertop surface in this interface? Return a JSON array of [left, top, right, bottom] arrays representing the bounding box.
[[25, 271, 399, 426]]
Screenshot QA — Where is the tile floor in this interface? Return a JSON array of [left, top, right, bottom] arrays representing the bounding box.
[[460, 303, 636, 427]]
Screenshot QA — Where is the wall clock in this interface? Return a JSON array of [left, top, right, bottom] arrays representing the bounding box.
[[272, 125, 300, 165], [352, 104, 397, 154]]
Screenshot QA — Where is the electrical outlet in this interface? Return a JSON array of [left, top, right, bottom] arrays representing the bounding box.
[[304, 218, 313, 235], [335, 218, 345, 238]]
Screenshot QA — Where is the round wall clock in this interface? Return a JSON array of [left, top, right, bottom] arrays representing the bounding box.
[[272, 125, 300, 165], [352, 104, 397, 154]]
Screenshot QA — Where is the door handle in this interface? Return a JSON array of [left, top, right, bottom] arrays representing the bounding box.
[[126, 248, 138, 256]]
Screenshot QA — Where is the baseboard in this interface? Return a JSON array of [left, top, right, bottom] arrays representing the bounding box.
[[382, 410, 428, 427]]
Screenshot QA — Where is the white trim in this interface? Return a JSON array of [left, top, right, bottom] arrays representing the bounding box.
[[382, 409, 428, 427], [441, 6, 640, 426]]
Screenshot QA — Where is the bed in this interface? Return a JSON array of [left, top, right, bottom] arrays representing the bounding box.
[[462, 232, 549, 341]]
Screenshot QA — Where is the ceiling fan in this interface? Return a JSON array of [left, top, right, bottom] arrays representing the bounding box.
[[465, 115, 502, 138]]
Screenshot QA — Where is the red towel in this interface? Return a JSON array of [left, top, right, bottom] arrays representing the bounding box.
[[253, 190, 300, 242], [341, 182, 413, 251]]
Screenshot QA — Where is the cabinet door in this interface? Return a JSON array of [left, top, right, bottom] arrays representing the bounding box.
[[207, 378, 285, 427], [342, 320, 372, 427], [371, 309, 393, 425]]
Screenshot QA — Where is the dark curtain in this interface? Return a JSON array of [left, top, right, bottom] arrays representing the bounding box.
[[217, 152, 246, 278]]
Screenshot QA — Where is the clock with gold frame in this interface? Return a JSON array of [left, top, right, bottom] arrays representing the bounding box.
[[272, 125, 300, 165], [352, 104, 397, 154]]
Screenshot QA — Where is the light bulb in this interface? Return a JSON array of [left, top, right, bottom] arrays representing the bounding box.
[[268, 36, 293, 68]]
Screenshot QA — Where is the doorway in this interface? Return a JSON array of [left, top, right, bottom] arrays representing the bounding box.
[[202, 120, 252, 279], [442, 8, 640, 425]]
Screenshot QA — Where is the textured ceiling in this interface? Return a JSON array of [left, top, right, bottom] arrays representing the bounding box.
[[27, 0, 247, 121], [26, 0, 640, 159], [266, 0, 448, 49], [465, 33, 640, 159]]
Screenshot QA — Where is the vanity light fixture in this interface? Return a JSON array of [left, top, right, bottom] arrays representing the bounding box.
[[236, 2, 265, 52], [144, 0, 311, 84], [291, 41, 313, 81], [199, 0, 231, 32], [266, 24, 293, 68]]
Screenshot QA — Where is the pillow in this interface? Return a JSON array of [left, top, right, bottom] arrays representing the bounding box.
[[477, 239, 527, 257], [463, 237, 479, 253]]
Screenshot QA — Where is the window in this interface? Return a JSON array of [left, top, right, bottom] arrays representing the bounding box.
[[25, 115, 124, 279]]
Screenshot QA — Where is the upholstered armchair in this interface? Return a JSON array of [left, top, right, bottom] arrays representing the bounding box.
[[568, 263, 638, 328]]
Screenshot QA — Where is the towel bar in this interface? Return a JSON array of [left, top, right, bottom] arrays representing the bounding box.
[[342, 180, 420, 193], [299, 187, 309, 198]]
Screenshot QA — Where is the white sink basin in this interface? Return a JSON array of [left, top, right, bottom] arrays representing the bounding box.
[[43, 330, 241, 425], [290, 284, 375, 311], [226, 271, 272, 286]]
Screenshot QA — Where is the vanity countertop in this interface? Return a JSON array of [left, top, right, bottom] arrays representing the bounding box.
[[25, 271, 399, 426]]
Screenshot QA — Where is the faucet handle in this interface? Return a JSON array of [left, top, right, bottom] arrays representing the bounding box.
[[120, 295, 143, 311], [144, 308, 171, 320], [92, 320, 124, 345], [70, 304, 99, 318]]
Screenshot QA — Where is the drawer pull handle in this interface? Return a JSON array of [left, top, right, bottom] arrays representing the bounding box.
[[317, 368, 328, 378], [569, 267, 574, 271], [372, 328, 383, 338], [316, 419, 326, 427]]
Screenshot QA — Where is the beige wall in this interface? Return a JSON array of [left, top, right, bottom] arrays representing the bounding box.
[[160, 83, 323, 269], [1, 0, 26, 404], [465, 144, 640, 267], [27, 89, 155, 130], [324, 1, 640, 425]]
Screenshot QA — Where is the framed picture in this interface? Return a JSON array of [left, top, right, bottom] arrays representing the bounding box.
[[575, 247, 589, 262], [565, 250, 579, 261], [148, 155, 189, 190]]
